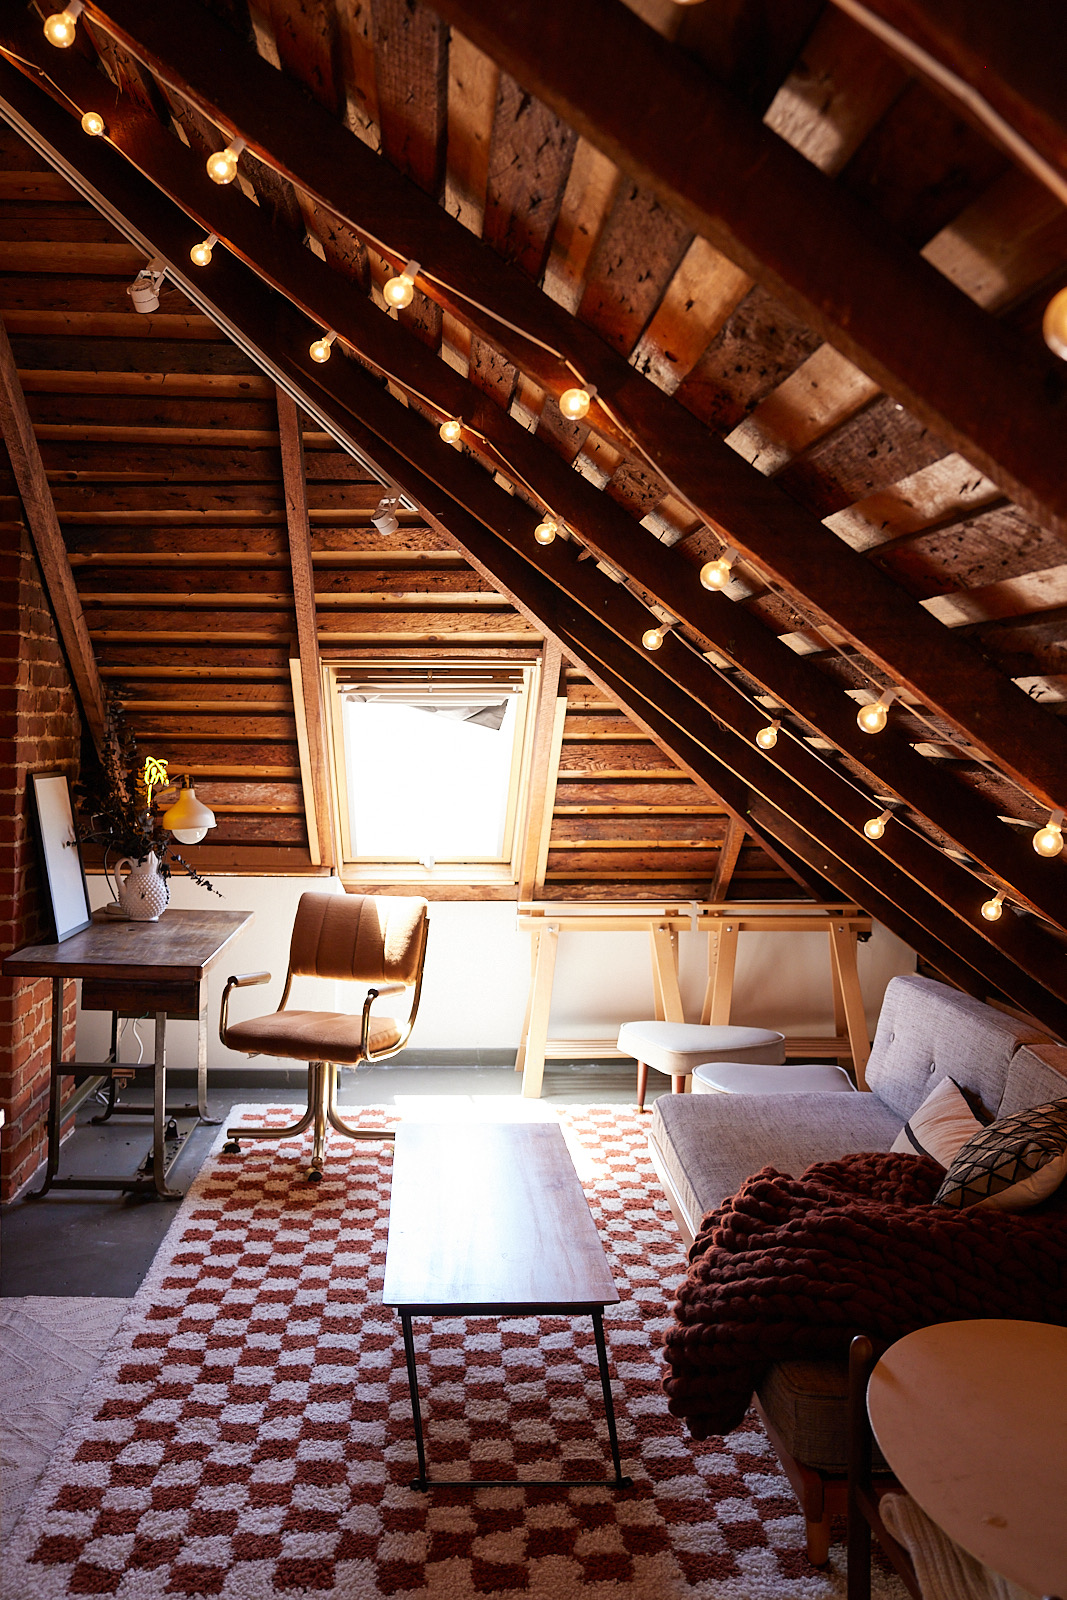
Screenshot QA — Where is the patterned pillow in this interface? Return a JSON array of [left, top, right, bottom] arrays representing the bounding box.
[[934, 1099, 1067, 1210], [890, 1077, 985, 1168]]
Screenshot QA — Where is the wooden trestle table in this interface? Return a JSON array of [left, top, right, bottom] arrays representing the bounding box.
[[2, 907, 253, 1200], [515, 901, 874, 1098]]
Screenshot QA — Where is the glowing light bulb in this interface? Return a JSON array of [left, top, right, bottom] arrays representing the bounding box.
[[206, 137, 245, 185], [384, 259, 419, 310], [44, 2, 82, 47], [863, 808, 892, 841], [559, 386, 592, 421], [1043, 287, 1067, 361], [981, 891, 1006, 922], [80, 110, 105, 137], [189, 233, 217, 267], [755, 720, 779, 751], [439, 417, 462, 444], [309, 330, 336, 363], [1033, 809, 1064, 857], [700, 548, 738, 590], [534, 517, 558, 545], [642, 625, 668, 651], [857, 688, 897, 734]]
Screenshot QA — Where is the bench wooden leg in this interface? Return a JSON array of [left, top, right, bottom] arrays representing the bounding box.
[[671, 1073, 687, 1094], [807, 1514, 831, 1567], [636, 1060, 649, 1110]]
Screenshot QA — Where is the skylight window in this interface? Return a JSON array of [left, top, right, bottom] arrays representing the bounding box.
[[327, 663, 535, 879]]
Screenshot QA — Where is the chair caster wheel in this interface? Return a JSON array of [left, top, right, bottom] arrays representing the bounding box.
[[223, 1140, 241, 1153], [306, 1166, 323, 1184]]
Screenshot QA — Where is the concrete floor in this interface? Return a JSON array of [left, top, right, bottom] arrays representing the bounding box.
[[0, 1062, 662, 1298]]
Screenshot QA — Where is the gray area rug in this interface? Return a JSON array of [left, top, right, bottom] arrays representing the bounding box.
[[0, 1296, 129, 1542]]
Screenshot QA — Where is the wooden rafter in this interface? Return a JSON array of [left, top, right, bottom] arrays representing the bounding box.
[[4, 56, 1067, 1034], [20, 5, 1067, 812], [0, 313, 106, 751], [3, 27, 1065, 931], [709, 816, 746, 904], [428, 0, 1067, 533], [275, 386, 334, 867]]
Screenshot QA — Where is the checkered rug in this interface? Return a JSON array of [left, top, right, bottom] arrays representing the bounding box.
[[3, 1103, 899, 1599]]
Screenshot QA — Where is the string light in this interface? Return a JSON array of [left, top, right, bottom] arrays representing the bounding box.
[[642, 623, 671, 651], [206, 137, 246, 186], [863, 808, 892, 841], [384, 259, 420, 310], [857, 688, 898, 734], [981, 890, 1006, 922], [559, 386, 593, 421], [189, 233, 217, 267], [534, 516, 558, 546], [309, 329, 336, 363], [700, 548, 738, 590], [439, 417, 462, 444], [1033, 808, 1064, 857], [43, 1, 82, 47], [80, 110, 105, 137], [1043, 287, 1067, 360], [755, 720, 779, 751]]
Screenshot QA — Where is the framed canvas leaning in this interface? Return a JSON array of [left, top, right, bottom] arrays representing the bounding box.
[[29, 771, 92, 943]]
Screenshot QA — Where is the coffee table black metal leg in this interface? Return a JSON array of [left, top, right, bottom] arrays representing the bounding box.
[[400, 1312, 429, 1491], [592, 1310, 632, 1489]]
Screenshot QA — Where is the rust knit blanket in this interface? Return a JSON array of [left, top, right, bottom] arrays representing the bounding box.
[[662, 1150, 1067, 1440]]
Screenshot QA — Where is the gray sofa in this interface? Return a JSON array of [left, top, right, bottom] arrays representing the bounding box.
[[647, 972, 1067, 1563]]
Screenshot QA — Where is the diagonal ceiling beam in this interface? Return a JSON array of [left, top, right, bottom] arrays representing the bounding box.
[[23, 2, 1067, 812], [3, 24, 1066, 928], [427, 0, 1067, 534], [4, 56, 1066, 1035], [2, 25, 1067, 934], [0, 313, 106, 751]]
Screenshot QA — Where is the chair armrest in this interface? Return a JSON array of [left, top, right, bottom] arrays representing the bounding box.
[[219, 971, 272, 1047], [364, 982, 408, 1001]]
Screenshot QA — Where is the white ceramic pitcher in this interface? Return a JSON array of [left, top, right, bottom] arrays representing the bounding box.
[[114, 850, 169, 921]]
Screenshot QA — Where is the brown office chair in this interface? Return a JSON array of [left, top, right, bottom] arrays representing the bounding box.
[[219, 891, 429, 1181]]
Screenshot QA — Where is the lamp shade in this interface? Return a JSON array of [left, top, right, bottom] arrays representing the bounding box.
[[163, 778, 216, 845]]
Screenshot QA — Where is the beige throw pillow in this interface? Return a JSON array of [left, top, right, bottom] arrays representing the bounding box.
[[890, 1076, 985, 1169]]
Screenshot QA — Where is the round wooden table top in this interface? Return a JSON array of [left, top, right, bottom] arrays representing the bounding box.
[[868, 1319, 1067, 1597]]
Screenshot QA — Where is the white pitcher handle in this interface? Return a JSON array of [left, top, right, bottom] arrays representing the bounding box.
[[114, 857, 132, 888]]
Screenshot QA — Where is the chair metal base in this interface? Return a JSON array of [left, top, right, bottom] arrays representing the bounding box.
[[224, 1060, 395, 1179]]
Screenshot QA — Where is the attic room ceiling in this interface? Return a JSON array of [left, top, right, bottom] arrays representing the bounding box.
[[0, 0, 1065, 1034]]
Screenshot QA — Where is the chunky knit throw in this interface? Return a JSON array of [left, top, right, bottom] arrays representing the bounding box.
[[662, 1151, 1067, 1439]]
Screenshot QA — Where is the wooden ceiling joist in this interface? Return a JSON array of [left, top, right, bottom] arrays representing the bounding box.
[[427, 0, 1067, 533], [19, 5, 1067, 810], [3, 30, 1064, 933], [0, 312, 106, 750]]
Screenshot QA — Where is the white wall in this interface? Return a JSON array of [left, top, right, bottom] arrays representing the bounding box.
[[80, 876, 914, 1068]]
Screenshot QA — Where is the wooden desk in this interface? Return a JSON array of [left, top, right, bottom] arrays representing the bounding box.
[[383, 1121, 630, 1492], [2, 908, 253, 1200], [867, 1319, 1067, 1597], [515, 901, 873, 1098]]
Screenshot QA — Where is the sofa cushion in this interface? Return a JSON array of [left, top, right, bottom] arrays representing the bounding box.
[[648, 1091, 902, 1233], [889, 1077, 986, 1167], [934, 1099, 1067, 1211], [997, 1041, 1067, 1118], [756, 1360, 887, 1474], [864, 974, 1044, 1122]]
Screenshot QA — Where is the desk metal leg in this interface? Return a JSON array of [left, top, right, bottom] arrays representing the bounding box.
[[592, 1310, 632, 1489], [151, 1011, 182, 1199], [31, 978, 66, 1198], [401, 1312, 429, 1491]]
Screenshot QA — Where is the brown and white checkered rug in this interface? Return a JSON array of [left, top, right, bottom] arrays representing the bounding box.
[[3, 1103, 893, 1599]]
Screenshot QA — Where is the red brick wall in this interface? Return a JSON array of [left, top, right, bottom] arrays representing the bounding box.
[[0, 516, 82, 1201]]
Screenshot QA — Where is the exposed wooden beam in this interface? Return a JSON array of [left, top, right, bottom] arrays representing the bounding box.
[[275, 386, 334, 868], [831, 0, 1067, 199], [7, 61, 1067, 1033], [0, 313, 106, 751], [6, 31, 1065, 928], [709, 815, 746, 904], [20, 6, 1067, 811], [517, 639, 565, 901], [427, 0, 1067, 533]]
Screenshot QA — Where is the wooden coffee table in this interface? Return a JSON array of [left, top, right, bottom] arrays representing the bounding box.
[[382, 1119, 632, 1491]]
